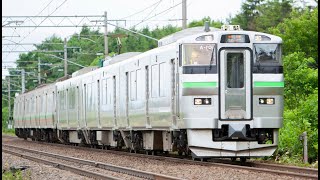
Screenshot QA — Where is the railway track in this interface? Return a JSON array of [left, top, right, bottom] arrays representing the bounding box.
[[3, 135, 318, 179], [2, 144, 182, 180]]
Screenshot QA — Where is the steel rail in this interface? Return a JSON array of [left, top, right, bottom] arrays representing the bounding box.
[[2, 144, 182, 180], [2, 148, 122, 180], [3, 135, 318, 179]]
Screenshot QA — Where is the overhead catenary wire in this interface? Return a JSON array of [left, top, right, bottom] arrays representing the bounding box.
[[132, 0, 164, 27], [119, 0, 164, 20], [130, 1, 183, 28], [2, 0, 56, 56], [4, 0, 68, 60]]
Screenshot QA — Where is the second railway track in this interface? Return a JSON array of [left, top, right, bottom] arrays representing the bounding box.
[[3, 135, 318, 179], [2, 143, 182, 180]]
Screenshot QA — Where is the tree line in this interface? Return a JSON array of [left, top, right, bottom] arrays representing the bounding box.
[[3, 0, 318, 164]]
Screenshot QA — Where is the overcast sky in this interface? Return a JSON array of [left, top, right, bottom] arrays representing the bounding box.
[[2, 0, 244, 77]]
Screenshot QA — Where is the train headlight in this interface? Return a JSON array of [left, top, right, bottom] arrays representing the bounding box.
[[259, 98, 275, 105], [194, 98, 211, 105], [194, 98, 203, 105]]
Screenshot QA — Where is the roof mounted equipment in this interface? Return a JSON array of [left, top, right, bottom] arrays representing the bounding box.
[[204, 21, 210, 32], [221, 25, 241, 31]]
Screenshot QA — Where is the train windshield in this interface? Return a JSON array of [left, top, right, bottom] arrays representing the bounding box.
[[254, 44, 282, 64], [183, 44, 216, 66]]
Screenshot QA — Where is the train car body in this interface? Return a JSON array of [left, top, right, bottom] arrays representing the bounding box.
[[14, 25, 284, 160], [14, 83, 57, 141]]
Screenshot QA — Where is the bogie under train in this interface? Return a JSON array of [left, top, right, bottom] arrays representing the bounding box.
[[13, 25, 284, 161]]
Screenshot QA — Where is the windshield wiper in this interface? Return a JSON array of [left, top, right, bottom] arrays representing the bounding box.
[[209, 48, 215, 70]]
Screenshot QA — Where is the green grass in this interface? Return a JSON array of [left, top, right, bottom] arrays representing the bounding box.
[[2, 128, 15, 136], [2, 170, 23, 180], [252, 156, 318, 168]]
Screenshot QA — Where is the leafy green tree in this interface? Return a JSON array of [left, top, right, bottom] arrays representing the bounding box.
[[228, 0, 264, 30], [282, 52, 318, 109], [269, 7, 318, 162], [188, 17, 223, 28], [268, 8, 318, 64], [254, 0, 292, 32], [2, 107, 9, 131]]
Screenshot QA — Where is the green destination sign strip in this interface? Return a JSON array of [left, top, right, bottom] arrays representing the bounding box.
[[254, 81, 284, 87], [183, 82, 217, 88]]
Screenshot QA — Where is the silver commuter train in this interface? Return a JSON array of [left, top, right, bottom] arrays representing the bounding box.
[[13, 25, 284, 161]]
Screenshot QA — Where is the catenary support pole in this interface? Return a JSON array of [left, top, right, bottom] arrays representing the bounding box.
[[8, 76, 11, 128], [21, 69, 25, 93], [64, 37, 67, 77], [104, 11, 108, 58], [38, 57, 41, 84], [182, 0, 187, 29]]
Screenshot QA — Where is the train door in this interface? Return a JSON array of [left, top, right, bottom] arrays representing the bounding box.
[[83, 83, 87, 127], [113, 76, 117, 127], [170, 59, 177, 126], [97, 79, 101, 127], [219, 49, 252, 120], [145, 65, 150, 127], [76, 86, 80, 128], [125, 72, 129, 127]]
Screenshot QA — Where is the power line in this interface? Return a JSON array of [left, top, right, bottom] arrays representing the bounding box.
[[132, 0, 164, 27], [17, 0, 55, 26], [119, 0, 163, 20], [2, 61, 38, 63], [3, 0, 68, 60], [131, 1, 183, 28]]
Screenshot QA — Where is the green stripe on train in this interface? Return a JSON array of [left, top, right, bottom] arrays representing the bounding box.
[[254, 81, 284, 87], [183, 82, 217, 88]]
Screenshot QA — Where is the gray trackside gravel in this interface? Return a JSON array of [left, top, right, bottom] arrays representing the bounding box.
[[3, 148, 146, 180], [2, 152, 92, 180], [3, 137, 311, 180]]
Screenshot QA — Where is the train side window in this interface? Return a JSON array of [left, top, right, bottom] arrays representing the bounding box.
[[136, 69, 142, 100], [106, 78, 112, 104], [130, 71, 137, 101], [88, 83, 92, 110], [159, 62, 166, 97], [44, 94, 47, 113], [102, 79, 107, 105], [68, 88, 75, 109], [151, 64, 159, 98], [60, 91, 65, 110], [34, 97, 36, 113], [30, 98, 32, 114], [42, 95, 46, 113]]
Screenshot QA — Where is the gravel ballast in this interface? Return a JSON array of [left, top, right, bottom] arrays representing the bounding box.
[[2, 152, 92, 180], [3, 136, 309, 180]]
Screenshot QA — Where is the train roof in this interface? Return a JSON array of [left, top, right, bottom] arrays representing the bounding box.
[[158, 26, 221, 47], [103, 52, 142, 66], [15, 82, 56, 98], [177, 30, 282, 44]]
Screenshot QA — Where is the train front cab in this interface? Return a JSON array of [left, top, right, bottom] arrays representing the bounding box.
[[180, 30, 284, 159]]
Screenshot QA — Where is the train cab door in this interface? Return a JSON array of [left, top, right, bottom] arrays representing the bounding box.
[[219, 49, 252, 120]]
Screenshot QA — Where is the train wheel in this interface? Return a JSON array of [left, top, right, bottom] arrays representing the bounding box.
[[192, 157, 200, 161], [240, 157, 247, 163]]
